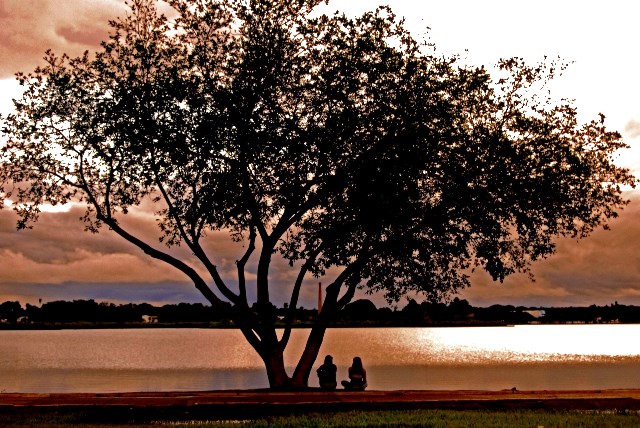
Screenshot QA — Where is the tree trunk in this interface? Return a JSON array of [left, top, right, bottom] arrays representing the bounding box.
[[261, 345, 294, 389], [291, 284, 340, 387], [291, 322, 328, 386], [258, 325, 328, 389], [253, 317, 330, 389], [254, 282, 342, 389]]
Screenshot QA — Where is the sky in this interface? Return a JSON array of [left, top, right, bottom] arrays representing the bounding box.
[[0, 0, 639, 308]]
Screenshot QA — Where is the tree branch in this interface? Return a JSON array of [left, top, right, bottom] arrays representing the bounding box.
[[236, 224, 256, 304], [103, 215, 227, 309], [76, 158, 228, 310], [327, 250, 371, 310], [280, 245, 322, 349], [336, 279, 359, 310], [238, 152, 269, 241], [239, 325, 262, 352], [153, 165, 241, 305]]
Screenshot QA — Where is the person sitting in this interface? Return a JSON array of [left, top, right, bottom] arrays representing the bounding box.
[[316, 354, 337, 390], [341, 356, 367, 390]]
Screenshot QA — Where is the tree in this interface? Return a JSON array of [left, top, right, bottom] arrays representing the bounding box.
[[0, 301, 24, 323], [0, 0, 634, 388], [341, 299, 379, 322]]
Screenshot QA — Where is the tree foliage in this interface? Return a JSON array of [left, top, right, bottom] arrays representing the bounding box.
[[1, 0, 634, 387]]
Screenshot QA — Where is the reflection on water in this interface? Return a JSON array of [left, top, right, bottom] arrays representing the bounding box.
[[0, 368, 267, 393], [1, 325, 639, 392]]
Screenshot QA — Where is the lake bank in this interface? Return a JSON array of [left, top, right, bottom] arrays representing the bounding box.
[[0, 320, 516, 330], [4, 319, 637, 330]]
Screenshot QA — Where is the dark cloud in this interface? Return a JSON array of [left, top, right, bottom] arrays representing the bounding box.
[[0, 281, 208, 306], [460, 193, 640, 307], [4, 194, 640, 308], [0, 203, 213, 283], [0, 201, 326, 307], [1, 0, 639, 308]]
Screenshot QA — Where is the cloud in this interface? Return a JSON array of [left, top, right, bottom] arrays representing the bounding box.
[[4, 193, 640, 308], [0, 203, 224, 280], [0, 248, 185, 284], [0, 1, 7, 19], [0, 281, 208, 306], [460, 193, 640, 307], [0, 200, 325, 307], [626, 119, 640, 139], [0, 0, 176, 79], [1, 0, 639, 310], [0, 0, 119, 78]]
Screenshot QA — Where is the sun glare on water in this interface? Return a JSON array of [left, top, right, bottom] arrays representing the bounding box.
[[410, 325, 640, 364]]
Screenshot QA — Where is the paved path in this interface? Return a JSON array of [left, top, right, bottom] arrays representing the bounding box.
[[2, 389, 640, 410]]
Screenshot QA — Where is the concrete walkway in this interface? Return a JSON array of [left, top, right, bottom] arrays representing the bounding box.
[[2, 389, 640, 411]]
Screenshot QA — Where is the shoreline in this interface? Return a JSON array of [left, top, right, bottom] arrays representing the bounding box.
[[3, 321, 638, 330], [0, 321, 515, 330]]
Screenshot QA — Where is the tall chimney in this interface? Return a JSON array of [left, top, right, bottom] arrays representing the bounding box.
[[318, 282, 322, 314]]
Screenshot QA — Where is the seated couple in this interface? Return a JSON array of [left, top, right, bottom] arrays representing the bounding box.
[[316, 355, 367, 391]]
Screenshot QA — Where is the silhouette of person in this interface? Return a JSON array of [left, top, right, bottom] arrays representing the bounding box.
[[341, 356, 367, 390], [316, 354, 337, 390]]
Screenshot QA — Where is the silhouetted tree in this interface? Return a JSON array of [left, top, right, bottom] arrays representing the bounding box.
[[377, 306, 394, 322], [447, 297, 472, 320], [401, 299, 424, 323], [0, 0, 634, 388], [158, 303, 208, 322], [0, 301, 24, 323], [341, 299, 378, 322], [38, 300, 99, 323], [420, 301, 448, 322]]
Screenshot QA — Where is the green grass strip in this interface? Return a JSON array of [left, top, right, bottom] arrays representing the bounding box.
[[3, 409, 640, 427]]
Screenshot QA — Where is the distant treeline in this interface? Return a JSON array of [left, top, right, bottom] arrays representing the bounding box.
[[1, 298, 640, 327]]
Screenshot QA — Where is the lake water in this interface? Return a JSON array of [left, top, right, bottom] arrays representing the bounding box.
[[1, 325, 639, 393]]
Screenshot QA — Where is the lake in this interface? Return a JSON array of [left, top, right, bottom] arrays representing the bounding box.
[[1, 325, 639, 393]]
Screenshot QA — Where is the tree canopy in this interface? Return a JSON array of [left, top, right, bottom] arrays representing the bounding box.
[[1, 0, 635, 388]]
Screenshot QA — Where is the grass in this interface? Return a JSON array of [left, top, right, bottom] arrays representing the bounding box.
[[3, 409, 640, 428]]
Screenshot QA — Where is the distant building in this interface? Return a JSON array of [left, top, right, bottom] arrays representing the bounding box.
[[141, 315, 159, 324]]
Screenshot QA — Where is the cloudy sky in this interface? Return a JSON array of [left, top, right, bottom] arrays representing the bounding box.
[[1, 0, 639, 308]]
